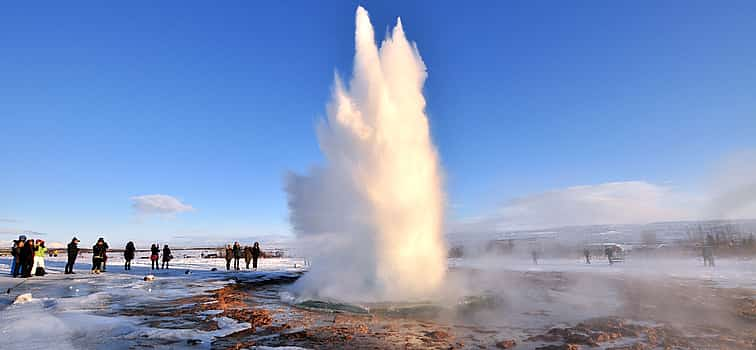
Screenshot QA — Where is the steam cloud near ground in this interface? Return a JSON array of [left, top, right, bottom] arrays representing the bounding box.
[[286, 7, 446, 302]]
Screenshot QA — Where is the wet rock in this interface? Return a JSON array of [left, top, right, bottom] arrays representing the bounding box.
[[536, 344, 580, 350], [425, 330, 450, 340], [186, 339, 202, 345], [495, 339, 516, 348], [144, 275, 155, 281], [565, 333, 597, 346]]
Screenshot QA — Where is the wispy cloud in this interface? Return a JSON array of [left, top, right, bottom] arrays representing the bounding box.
[[0, 229, 47, 237], [0, 218, 20, 223], [130, 194, 195, 217], [453, 181, 698, 233]]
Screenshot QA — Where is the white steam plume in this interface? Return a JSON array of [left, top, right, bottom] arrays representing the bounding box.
[[286, 7, 446, 301]]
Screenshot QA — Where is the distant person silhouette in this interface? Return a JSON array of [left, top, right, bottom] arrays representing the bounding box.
[[124, 241, 136, 270], [150, 244, 160, 270], [225, 244, 233, 270], [584, 248, 591, 264], [252, 242, 262, 270], [243, 245, 252, 269], [162, 244, 172, 269], [233, 242, 242, 270]]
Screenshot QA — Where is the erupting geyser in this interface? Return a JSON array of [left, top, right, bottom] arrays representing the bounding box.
[[286, 7, 446, 301]]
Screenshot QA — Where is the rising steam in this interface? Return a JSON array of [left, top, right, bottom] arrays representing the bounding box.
[[286, 7, 446, 301]]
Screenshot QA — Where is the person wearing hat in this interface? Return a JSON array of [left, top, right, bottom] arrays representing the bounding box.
[[31, 239, 47, 276], [65, 237, 80, 274]]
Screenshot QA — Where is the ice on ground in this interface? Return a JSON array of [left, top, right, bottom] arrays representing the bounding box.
[[0, 255, 306, 350], [452, 255, 756, 289]]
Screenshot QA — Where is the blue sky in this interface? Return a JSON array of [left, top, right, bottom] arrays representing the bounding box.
[[2, 1, 755, 246]]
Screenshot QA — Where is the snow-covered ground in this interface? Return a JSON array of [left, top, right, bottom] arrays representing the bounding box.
[[451, 255, 756, 289], [0, 253, 307, 350], [1, 251, 754, 349]]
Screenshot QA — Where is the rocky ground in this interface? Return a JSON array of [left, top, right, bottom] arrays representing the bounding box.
[[117, 268, 755, 349]]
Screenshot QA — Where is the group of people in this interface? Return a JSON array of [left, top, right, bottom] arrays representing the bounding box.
[[147, 243, 172, 270], [224, 241, 262, 270], [10, 237, 265, 275], [10, 235, 48, 277], [63, 236, 111, 274]]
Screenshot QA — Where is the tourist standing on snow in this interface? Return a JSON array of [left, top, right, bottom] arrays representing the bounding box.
[[124, 241, 136, 270], [150, 243, 160, 270], [97, 237, 110, 271], [92, 239, 106, 273], [251, 242, 262, 270], [225, 244, 233, 270], [243, 245, 252, 269], [232, 242, 242, 270], [22, 239, 35, 277], [12, 236, 26, 277], [65, 237, 80, 274], [10, 239, 19, 276], [31, 239, 47, 276], [162, 244, 172, 269], [584, 248, 591, 264]]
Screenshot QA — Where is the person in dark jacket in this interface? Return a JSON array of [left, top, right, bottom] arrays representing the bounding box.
[[150, 244, 160, 270], [124, 241, 136, 270], [162, 245, 172, 269], [22, 239, 35, 277], [225, 244, 233, 270], [251, 242, 262, 270], [232, 242, 242, 270], [92, 240, 106, 273], [12, 236, 27, 277], [65, 237, 80, 274], [97, 237, 110, 271], [243, 246, 252, 269]]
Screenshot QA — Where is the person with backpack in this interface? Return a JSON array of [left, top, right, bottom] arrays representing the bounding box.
[[162, 244, 172, 269], [251, 242, 262, 270], [65, 237, 80, 274], [224, 244, 233, 270], [124, 241, 136, 270], [150, 244, 160, 270], [92, 240, 106, 273], [30, 239, 48, 276]]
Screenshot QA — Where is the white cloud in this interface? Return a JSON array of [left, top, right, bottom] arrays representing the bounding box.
[[453, 181, 698, 232], [130, 194, 195, 216]]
